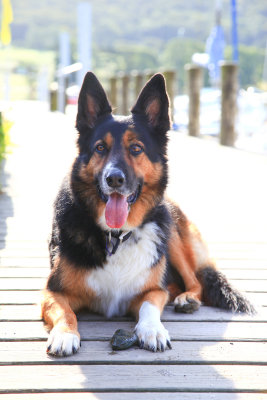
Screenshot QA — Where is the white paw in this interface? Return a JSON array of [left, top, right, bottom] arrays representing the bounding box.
[[46, 326, 80, 357], [135, 302, 171, 352], [135, 319, 171, 352]]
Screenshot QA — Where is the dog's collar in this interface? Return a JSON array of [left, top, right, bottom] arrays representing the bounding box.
[[105, 230, 132, 256]]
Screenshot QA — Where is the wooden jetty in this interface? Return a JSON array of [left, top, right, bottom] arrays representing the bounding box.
[[0, 103, 267, 399]]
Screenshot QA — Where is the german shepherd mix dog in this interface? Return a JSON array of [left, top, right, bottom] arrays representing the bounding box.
[[42, 72, 254, 356]]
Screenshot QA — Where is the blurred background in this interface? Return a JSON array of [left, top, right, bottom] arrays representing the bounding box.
[[0, 0, 267, 154]]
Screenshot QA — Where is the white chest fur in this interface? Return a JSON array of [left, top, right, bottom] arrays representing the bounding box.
[[86, 222, 162, 317]]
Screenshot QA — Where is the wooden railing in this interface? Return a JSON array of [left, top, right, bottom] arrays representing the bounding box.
[[107, 64, 238, 147], [51, 64, 239, 148], [185, 62, 238, 146], [107, 70, 176, 118]]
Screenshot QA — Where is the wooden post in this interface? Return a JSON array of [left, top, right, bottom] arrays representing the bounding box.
[[121, 74, 130, 115], [144, 69, 154, 83], [109, 77, 117, 111], [163, 70, 176, 119], [132, 71, 143, 98], [49, 82, 58, 112], [185, 64, 203, 137], [220, 61, 238, 146]]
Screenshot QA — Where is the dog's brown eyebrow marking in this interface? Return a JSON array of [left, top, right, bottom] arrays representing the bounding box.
[[95, 132, 114, 148], [122, 129, 143, 146], [104, 132, 114, 147]]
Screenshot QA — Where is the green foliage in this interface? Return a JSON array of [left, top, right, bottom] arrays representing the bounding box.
[[1, 0, 266, 93], [225, 45, 265, 88], [160, 38, 205, 91], [0, 113, 12, 162], [9, 0, 267, 51], [238, 46, 265, 88]]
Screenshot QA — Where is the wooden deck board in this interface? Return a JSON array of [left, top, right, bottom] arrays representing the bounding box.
[[1, 341, 267, 365], [1, 364, 267, 392], [2, 304, 267, 322], [1, 104, 267, 397], [1, 277, 267, 291], [2, 320, 267, 342], [1, 394, 267, 400]]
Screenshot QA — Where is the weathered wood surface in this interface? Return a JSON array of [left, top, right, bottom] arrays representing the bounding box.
[[2, 394, 267, 400], [1, 103, 267, 397], [1, 340, 267, 365], [1, 304, 267, 322], [2, 320, 267, 342], [1, 277, 267, 291], [1, 364, 267, 392]]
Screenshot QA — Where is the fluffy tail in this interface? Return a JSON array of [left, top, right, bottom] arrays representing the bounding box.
[[197, 266, 255, 314]]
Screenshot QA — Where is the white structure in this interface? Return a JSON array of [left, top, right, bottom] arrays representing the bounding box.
[[77, 2, 92, 87]]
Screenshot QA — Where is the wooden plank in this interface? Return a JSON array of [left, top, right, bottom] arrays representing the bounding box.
[[2, 256, 266, 269], [1, 394, 267, 400], [0, 268, 50, 278], [230, 280, 267, 292], [0, 278, 47, 290], [1, 340, 267, 365], [0, 291, 41, 304], [0, 364, 267, 392], [0, 249, 49, 257], [2, 305, 267, 322], [1, 245, 265, 259], [1, 267, 267, 280], [1, 277, 266, 292], [217, 259, 267, 269], [1, 321, 267, 342], [1, 290, 266, 306], [221, 269, 267, 280], [0, 258, 49, 268]]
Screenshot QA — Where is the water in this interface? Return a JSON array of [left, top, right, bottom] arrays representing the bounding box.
[[173, 87, 267, 155]]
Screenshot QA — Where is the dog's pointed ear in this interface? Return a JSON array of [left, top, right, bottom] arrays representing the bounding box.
[[131, 73, 170, 132], [76, 72, 112, 133]]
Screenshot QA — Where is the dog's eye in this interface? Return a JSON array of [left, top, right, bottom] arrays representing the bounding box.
[[129, 144, 143, 156], [95, 144, 106, 154]]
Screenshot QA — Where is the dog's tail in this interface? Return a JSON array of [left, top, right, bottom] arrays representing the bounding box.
[[197, 266, 255, 314]]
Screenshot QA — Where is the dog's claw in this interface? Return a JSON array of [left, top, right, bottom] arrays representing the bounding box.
[[167, 340, 172, 349]]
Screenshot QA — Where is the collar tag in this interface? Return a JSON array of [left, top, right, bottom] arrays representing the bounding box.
[[105, 231, 132, 256]]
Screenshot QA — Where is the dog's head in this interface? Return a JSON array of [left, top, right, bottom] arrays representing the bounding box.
[[73, 72, 170, 231]]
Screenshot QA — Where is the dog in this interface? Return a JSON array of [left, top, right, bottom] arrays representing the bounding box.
[[41, 72, 254, 356]]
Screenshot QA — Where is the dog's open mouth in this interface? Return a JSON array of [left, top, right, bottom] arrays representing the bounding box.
[[99, 185, 141, 229]]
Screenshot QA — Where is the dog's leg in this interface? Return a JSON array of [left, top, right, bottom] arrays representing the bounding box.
[[168, 229, 202, 313], [41, 290, 80, 356], [130, 289, 170, 352]]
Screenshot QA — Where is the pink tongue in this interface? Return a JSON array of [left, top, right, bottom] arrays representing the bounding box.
[[105, 193, 129, 229]]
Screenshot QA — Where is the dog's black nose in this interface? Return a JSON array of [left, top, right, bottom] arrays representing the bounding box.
[[106, 170, 125, 188]]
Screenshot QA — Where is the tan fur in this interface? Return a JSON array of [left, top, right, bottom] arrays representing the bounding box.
[[122, 130, 164, 227], [42, 257, 96, 333], [168, 226, 202, 302]]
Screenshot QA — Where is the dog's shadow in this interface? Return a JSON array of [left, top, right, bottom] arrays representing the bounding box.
[[60, 305, 242, 396]]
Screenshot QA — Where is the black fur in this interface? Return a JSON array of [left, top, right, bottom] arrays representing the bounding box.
[[197, 266, 255, 314], [48, 72, 254, 316], [48, 72, 171, 280]]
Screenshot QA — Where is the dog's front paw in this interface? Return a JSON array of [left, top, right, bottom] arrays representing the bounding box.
[[135, 320, 171, 352], [46, 326, 80, 357]]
